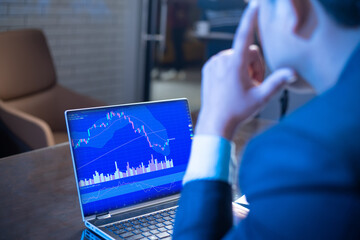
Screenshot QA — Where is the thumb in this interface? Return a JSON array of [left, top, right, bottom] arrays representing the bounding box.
[[255, 68, 296, 104]]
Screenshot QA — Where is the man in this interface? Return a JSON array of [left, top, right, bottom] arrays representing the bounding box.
[[173, 0, 360, 239]]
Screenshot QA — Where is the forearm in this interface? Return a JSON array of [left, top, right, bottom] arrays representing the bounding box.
[[174, 1, 296, 238]]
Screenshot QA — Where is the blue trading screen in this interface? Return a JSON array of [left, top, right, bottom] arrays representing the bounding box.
[[66, 99, 193, 217]]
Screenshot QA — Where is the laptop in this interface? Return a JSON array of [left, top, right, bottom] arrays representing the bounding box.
[[65, 98, 193, 240]]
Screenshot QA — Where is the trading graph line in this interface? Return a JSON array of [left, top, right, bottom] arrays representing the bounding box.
[[72, 111, 171, 152], [81, 178, 179, 204], [74, 115, 168, 146], [126, 114, 169, 141]]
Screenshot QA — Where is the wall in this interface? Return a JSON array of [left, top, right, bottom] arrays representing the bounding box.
[[0, 0, 142, 104]]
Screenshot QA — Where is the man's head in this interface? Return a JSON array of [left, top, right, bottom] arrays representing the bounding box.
[[257, 0, 360, 93]]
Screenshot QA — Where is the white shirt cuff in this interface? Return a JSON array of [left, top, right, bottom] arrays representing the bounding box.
[[183, 135, 236, 185]]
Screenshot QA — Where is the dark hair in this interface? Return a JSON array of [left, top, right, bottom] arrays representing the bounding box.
[[318, 0, 360, 27]]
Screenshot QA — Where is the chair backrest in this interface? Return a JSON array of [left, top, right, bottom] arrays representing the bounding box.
[[0, 29, 56, 101]]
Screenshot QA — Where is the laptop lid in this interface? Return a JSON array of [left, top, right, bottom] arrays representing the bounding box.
[[65, 99, 193, 221]]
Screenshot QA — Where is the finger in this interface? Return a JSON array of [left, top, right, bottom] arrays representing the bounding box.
[[233, 208, 250, 216], [254, 68, 297, 105], [247, 45, 265, 84], [232, 0, 259, 56], [233, 210, 249, 219], [235, 215, 247, 221], [233, 209, 249, 217], [232, 203, 250, 214]]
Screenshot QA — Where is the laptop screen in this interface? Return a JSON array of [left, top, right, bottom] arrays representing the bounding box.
[[66, 99, 193, 217]]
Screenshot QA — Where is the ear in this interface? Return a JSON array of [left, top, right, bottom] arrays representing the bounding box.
[[290, 0, 317, 39]]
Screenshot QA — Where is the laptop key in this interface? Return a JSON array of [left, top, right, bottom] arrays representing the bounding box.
[[114, 229, 126, 234], [126, 234, 144, 240], [150, 229, 160, 234], [158, 227, 167, 232], [129, 221, 138, 226], [163, 221, 172, 226], [156, 223, 165, 228], [141, 222, 150, 227], [132, 229, 142, 235], [124, 222, 132, 227], [148, 225, 156, 230], [148, 236, 159, 240], [133, 224, 141, 229], [157, 232, 170, 239], [140, 227, 150, 232], [108, 226, 117, 231], [156, 219, 165, 223], [142, 231, 151, 237], [116, 223, 125, 229], [126, 227, 135, 231], [165, 225, 173, 230], [120, 232, 134, 238]]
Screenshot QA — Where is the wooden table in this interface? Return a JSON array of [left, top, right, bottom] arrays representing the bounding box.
[[0, 118, 274, 240], [0, 143, 83, 239]]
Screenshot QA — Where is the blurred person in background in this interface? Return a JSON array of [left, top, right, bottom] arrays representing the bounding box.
[[161, 0, 190, 81]]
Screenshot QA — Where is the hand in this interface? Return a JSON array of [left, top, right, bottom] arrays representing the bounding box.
[[232, 203, 250, 224], [196, 0, 296, 140]]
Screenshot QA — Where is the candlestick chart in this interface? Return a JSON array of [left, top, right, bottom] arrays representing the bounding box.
[[71, 106, 172, 156]]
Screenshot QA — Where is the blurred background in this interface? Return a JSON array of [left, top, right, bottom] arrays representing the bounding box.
[[0, 0, 315, 157]]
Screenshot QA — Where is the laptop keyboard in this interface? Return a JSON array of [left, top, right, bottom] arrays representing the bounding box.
[[105, 206, 177, 240]]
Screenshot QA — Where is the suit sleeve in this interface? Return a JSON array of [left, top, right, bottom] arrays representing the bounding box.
[[174, 124, 360, 239], [173, 180, 233, 240], [227, 125, 360, 239]]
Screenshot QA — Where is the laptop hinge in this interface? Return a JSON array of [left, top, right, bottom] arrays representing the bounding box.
[[96, 212, 111, 220]]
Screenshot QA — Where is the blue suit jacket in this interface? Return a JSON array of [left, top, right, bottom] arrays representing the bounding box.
[[173, 45, 360, 239]]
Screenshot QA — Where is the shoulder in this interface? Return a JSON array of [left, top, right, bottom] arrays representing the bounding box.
[[240, 89, 360, 199], [249, 81, 360, 162]]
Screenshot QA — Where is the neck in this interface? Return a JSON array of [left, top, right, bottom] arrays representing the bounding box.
[[299, 5, 360, 94]]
